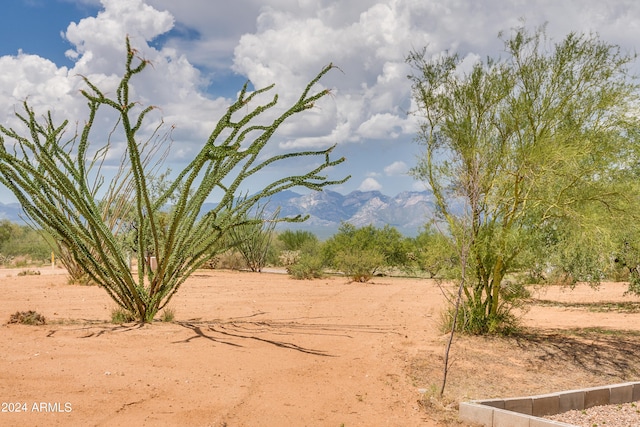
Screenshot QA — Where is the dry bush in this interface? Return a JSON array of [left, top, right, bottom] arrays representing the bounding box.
[[8, 310, 45, 325], [205, 250, 247, 271], [17, 269, 40, 276]]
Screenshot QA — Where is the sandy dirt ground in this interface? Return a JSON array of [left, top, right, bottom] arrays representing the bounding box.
[[1, 268, 640, 426]]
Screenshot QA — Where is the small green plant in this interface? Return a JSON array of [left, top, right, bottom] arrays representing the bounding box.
[[111, 307, 136, 324], [439, 294, 520, 335], [67, 273, 95, 286], [159, 308, 175, 322], [8, 310, 45, 325]]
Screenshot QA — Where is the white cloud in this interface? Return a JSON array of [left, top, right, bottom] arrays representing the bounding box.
[[358, 177, 382, 191], [231, 1, 427, 150], [384, 161, 408, 176], [0, 0, 237, 166], [3, 0, 640, 201], [356, 113, 406, 139], [64, 0, 174, 75]]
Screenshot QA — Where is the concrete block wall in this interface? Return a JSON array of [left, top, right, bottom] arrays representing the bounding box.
[[459, 381, 640, 427]]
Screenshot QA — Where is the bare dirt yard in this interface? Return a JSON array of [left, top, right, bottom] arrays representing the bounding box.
[[1, 268, 640, 426]]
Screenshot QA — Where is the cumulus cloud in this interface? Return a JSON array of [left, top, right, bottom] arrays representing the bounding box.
[[384, 161, 408, 176], [3, 0, 640, 200], [0, 0, 234, 166], [231, 1, 427, 149], [358, 177, 382, 191], [64, 0, 174, 74]]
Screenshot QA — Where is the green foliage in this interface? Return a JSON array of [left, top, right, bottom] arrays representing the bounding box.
[[0, 38, 348, 322], [287, 252, 325, 280], [334, 248, 385, 282], [408, 25, 640, 334], [278, 229, 319, 251], [111, 307, 136, 324], [322, 223, 409, 281], [610, 225, 640, 295], [278, 229, 324, 279], [0, 220, 12, 246], [159, 308, 175, 322], [0, 221, 52, 264], [409, 225, 458, 278], [440, 295, 521, 336]]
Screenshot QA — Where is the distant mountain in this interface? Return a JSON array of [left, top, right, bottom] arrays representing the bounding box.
[[0, 189, 435, 238], [253, 189, 435, 238]]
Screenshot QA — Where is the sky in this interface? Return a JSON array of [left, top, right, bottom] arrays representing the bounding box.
[[1, 0, 640, 203]]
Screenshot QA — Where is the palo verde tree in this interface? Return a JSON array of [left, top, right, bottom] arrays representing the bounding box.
[[0, 38, 348, 322], [408, 25, 640, 334]]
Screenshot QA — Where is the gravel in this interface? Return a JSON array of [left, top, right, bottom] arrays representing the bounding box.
[[547, 401, 640, 426]]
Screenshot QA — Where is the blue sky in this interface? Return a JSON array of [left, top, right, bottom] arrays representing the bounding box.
[[1, 0, 640, 203]]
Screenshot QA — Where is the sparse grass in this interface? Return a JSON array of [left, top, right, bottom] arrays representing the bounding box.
[[159, 308, 175, 322], [531, 299, 640, 313], [416, 383, 460, 425], [8, 310, 45, 325], [111, 307, 136, 324], [550, 326, 640, 338], [66, 273, 95, 286]]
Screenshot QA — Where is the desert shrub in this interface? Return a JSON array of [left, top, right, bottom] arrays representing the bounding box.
[[17, 269, 40, 276], [228, 206, 278, 272], [282, 232, 324, 279], [334, 248, 385, 282], [111, 307, 136, 324], [0, 223, 52, 264], [8, 310, 45, 325], [278, 230, 318, 251], [439, 295, 520, 336], [159, 308, 175, 322], [0, 254, 14, 265], [279, 250, 300, 267], [322, 223, 409, 280], [209, 250, 247, 270], [288, 250, 325, 279]]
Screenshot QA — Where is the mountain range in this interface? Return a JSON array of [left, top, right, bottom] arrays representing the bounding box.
[[0, 189, 435, 238], [211, 189, 435, 237]]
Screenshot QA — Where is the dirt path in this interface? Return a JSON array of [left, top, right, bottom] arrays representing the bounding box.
[[1, 270, 639, 426]]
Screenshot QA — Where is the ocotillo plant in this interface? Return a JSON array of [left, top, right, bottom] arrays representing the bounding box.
[[228, 204, 279, 272], [0, 38, 348, 322]]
